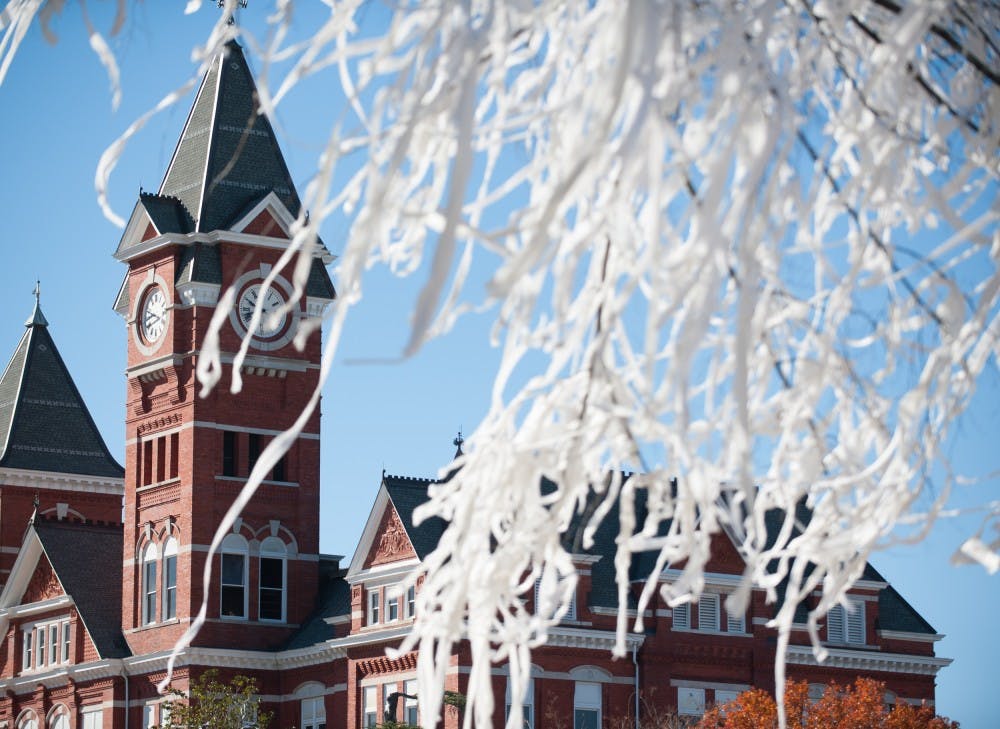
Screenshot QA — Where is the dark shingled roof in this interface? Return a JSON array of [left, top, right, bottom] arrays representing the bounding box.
[[140, 193, 194, 235], [175, 242, 223, 286], [285, 556, 350, 650], [382, 475, 449, 560], [34, 519, 130, 659], [159, 41, 302, 234], [879, 583, 937, 634], [0, 305, 124, 478]]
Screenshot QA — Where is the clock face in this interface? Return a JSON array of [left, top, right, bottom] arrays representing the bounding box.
[[140, 287, 168, 343], [238, 284, 287, 337]]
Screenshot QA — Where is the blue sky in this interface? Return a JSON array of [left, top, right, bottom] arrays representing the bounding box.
[[0, 4, 996, 727]]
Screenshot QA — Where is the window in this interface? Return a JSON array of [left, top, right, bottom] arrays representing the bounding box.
[[61, 622, 70, 662], [368, 589, 380, 625], [47, 705, 69, 729], [142, 703, 157, 729], [142, 542, 158, 625], [387, 594, 399, 622], [714, 689, 739, 707], [272, 454, 287, 482], [156, 437, 166, 482], [827, 598, 865, 644], [21, 618, 70, 672], [534, 578, 577, 621], [15, 711, 37, 729], [406, 585, 416, 618], [220, 534, 248, 619], [573, 682, 601, 729], [22, 629, 32, 670], [301, 697, 325, 729], [248, 433, 261, 472], [698, 593, 719, 631], [162, 537, 178, 621], [672, 603, 690, 629], [80, 707, 103, 729], [505, 677, 534, 729], [222, 431, 238, 476], [404, 680, 419, 726], [168, 432, 179, 480], [259, 537, 286, 622], [726, 604, 745, 633], [678, 687, 706, 716], [363, 686, 378, 728]]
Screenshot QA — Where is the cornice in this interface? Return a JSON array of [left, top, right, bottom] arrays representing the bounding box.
[[785, 644, 952, 676], [877, 629, 944, 643], [546, 627, 644, 652], [0, 468, 124, 495], [114, 231, 332, 264], [0, 595, 73, 621]]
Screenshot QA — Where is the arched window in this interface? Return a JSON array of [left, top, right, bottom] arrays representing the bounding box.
[[295, 683, 326, 729], [220, 533, 249, 619], [15, 709, 38, 729], [46, 705, 69, 729], [259, 537, 286, 622], [162, 536, 178, 620], [141, 542, 159, 625]]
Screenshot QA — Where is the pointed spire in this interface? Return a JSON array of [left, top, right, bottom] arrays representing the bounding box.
[[25, 281, 47, 328], [158, 36, 302, 233], [453, 431, 465, 459]]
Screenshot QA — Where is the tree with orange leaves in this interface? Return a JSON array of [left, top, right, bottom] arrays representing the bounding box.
[[698, 678, 958, 729]]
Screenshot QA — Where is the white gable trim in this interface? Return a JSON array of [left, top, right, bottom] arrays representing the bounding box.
[[0, 527, 45, 609], [230, 190, 296, 237], [115, 201, 157, 256], [347, 483, 413, 579]]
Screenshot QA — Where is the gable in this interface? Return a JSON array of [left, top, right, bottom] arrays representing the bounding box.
[[363, 503, 417, 569], [21, 553, 64, 604], [241, 207, 290, 239]]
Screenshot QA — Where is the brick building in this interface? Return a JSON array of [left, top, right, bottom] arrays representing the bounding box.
[[0, 40, 949, 729]]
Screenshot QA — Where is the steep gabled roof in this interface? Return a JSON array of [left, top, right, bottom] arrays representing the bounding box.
[[0, 302, 123, 478], [382, 475, 448, 560], [33, 519, 130, 658], [158, 40, 301, 234], [285, 556, 350, 650]]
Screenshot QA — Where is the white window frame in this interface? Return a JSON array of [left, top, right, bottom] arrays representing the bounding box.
[[141, 542, 159, 625], [827, 597, 865, 645], [534, 578, 577, 622], [80, 706, 104, 729], [162, 536, 178, 621], [363, 685, 378, 728], [573, 682, 601, 729], [15, 710, 38, 729], [142, 702, 158, 729], [406, 585, 416, 618], [368, 589, 381, 625], [46, 704, 69, 729], [80, 706, 103, 729], [678, 687, 706, 716], [404, 679, 419, 726], [259, 537, 287, 622], [387, 593, 399, 622], [220, 533, 249, 620], [726, 605, 745, 634], [505, 677, 534, 729], [21, 617, 70, 673], [300, 696, 325, 729]]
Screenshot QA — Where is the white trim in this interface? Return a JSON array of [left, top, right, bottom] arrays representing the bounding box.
[[784, 644, 952, 675], [0, 595, 73, 620], [113, 230, 335, 265], [545, 627, 644, 652], [670, 679, 751, 692], [175, 281, 221, 308], [349, 560, 421, 587], [347, 485, 391, 578], [877, 630, 944, 643], [230, 191, 296, 237], [660, 569, 742, 589], [0, 468, 123, 496], [124, 419, 319, 446]]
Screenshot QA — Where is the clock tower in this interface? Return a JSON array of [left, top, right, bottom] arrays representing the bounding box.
[[112, 40, 335, 656]]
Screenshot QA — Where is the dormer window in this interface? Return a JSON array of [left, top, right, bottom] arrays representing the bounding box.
[[827, 598, 865, 645]]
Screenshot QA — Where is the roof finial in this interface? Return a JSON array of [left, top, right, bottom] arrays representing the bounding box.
[[453, 430, 465, 458], [26, 280, 48, 328], [217, 0, 248, 25], [30, 493, 40, 525]]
